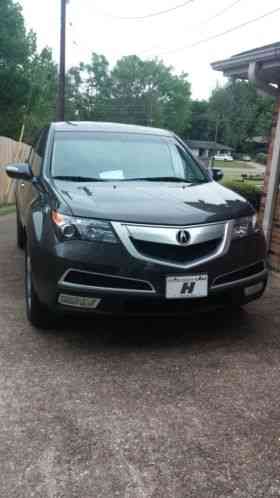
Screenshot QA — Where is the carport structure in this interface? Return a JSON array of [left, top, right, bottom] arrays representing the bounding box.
[[212, 42, 280, 272]]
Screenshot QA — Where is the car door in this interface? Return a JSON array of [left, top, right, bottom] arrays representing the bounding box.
[[20, 128, 48, 227]]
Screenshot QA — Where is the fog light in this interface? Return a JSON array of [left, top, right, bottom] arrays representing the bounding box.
[[62, 224, 77, 240], [244, 282, 264, 297], [58, 294, 101, 309]]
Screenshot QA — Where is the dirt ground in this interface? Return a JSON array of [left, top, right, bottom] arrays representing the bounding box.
[[1, 213, 280, 498]]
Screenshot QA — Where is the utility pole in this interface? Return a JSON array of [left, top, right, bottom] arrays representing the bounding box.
[[56, 0, 67, 121]]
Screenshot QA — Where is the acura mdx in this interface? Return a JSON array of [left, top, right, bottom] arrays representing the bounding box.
[[6, 122, 268, 328]]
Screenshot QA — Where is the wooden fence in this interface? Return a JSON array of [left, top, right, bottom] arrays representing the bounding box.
[[0, 137, 30, 205]]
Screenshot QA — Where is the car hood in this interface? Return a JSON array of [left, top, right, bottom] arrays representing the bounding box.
[[54, 180, 254, 225]]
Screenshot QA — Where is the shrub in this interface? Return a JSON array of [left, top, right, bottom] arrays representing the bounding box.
[[255, 152, 268, 165], [223, 180, 262, 210], [232, 152, 242, 160]]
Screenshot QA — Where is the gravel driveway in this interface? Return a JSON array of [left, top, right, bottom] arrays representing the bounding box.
[[1, 214, 280, 498]]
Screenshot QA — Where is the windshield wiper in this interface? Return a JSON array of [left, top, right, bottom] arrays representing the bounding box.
[[52, 175, 209, 184], [53, 176, 105, 182], [123, 176, 190, 183]]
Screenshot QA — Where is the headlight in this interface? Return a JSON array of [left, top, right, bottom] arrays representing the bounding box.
[[232, 215, 260, 240], [52, 211, 118, 243]]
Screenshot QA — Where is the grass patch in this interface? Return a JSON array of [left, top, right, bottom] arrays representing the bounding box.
[[221, 169, 263, 183], [213, 160, 254, 169], [222, 177, 263, 188], [0, 204, 16, 216]]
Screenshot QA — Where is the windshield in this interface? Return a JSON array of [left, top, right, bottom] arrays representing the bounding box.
[[51, 131, 209, 183]]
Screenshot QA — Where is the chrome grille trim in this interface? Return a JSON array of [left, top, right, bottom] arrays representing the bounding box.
[[112, 220, 235, 269], [126, 222, 225, 246], [211, 260, 267, 288], [59, 269, 156, 294], [211, 270, 268, 291]]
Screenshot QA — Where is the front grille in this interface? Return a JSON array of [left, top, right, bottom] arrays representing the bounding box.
[[131, 238, 222, 264], [213, 261, 265, 286], [63, 270, 153, 292]]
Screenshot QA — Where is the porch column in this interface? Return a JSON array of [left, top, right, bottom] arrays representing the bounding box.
[[263, 100, 280, 246]]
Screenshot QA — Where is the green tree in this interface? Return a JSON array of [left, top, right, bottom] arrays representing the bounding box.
[[66, 54, 192, 135], [0, 0, 35, 138], [65, 54, 113, 121], [24, 47, 57, 141], [65, 65, 84, 119], [188, 100, 209, 140], [111, 56, 191, 134], [208, 80, 274, 152]]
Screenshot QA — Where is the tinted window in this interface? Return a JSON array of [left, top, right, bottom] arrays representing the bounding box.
[[51, 132, 208, 183]]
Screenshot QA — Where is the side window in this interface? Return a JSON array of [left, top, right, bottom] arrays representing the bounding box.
[[29, 128, 49, 177]]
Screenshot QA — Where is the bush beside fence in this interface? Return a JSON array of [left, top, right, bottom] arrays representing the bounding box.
[[0, 137, 30, 205], [223, 180, 262, 210]]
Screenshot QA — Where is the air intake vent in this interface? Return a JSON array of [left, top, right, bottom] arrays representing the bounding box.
[[214, 261, 265, 286], [63, 271, 154, 292]]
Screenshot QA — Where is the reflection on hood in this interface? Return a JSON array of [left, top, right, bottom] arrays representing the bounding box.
[[55, 180, 254, 226]]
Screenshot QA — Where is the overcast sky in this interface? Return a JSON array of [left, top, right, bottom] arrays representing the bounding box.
[[20, 0, 280, 100]]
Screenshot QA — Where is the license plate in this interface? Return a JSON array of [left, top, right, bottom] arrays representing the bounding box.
[[166, 274, 208, 299]]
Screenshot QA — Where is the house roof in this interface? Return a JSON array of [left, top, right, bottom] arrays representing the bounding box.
[[211, 41, 280, 86], [186, 140, 233, 151]]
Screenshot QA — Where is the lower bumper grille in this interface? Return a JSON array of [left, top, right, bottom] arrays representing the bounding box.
[[131, 238, 222, 265], [61, 270, 155, 293], [213, 261, 265, 286]]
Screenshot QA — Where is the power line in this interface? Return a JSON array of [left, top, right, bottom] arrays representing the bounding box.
[[68, 0, 242, 56], [153, 5, 280, 56], [96, 0, 195, 20], [207, 0, 242, 22], [139, 0, 243, 56]]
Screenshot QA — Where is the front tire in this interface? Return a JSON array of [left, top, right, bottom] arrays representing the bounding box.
[[25, 247, 53, 329]]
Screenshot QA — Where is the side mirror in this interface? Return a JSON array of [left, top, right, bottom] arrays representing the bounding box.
[[212, 168, 224, 182], [6, 163, 33, 182]]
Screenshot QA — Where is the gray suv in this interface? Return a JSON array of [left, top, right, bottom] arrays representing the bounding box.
[[6, 122, 267, 328]]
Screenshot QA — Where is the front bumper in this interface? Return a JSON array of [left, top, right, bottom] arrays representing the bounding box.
[[31, 230, 268, 315]]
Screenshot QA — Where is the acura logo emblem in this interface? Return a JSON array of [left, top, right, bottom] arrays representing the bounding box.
[[177, 230, 190, 245]]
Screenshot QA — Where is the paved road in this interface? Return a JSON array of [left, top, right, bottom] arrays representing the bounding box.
[[1, 214, 280, 498]]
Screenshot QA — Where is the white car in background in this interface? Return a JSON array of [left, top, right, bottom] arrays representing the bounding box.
[[214, 153, 234, 161]]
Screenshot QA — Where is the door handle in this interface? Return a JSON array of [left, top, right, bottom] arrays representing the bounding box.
[[20, 183, 25, 189]]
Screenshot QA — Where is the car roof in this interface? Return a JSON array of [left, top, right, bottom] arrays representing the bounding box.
[[51, 121, 174, 137]]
